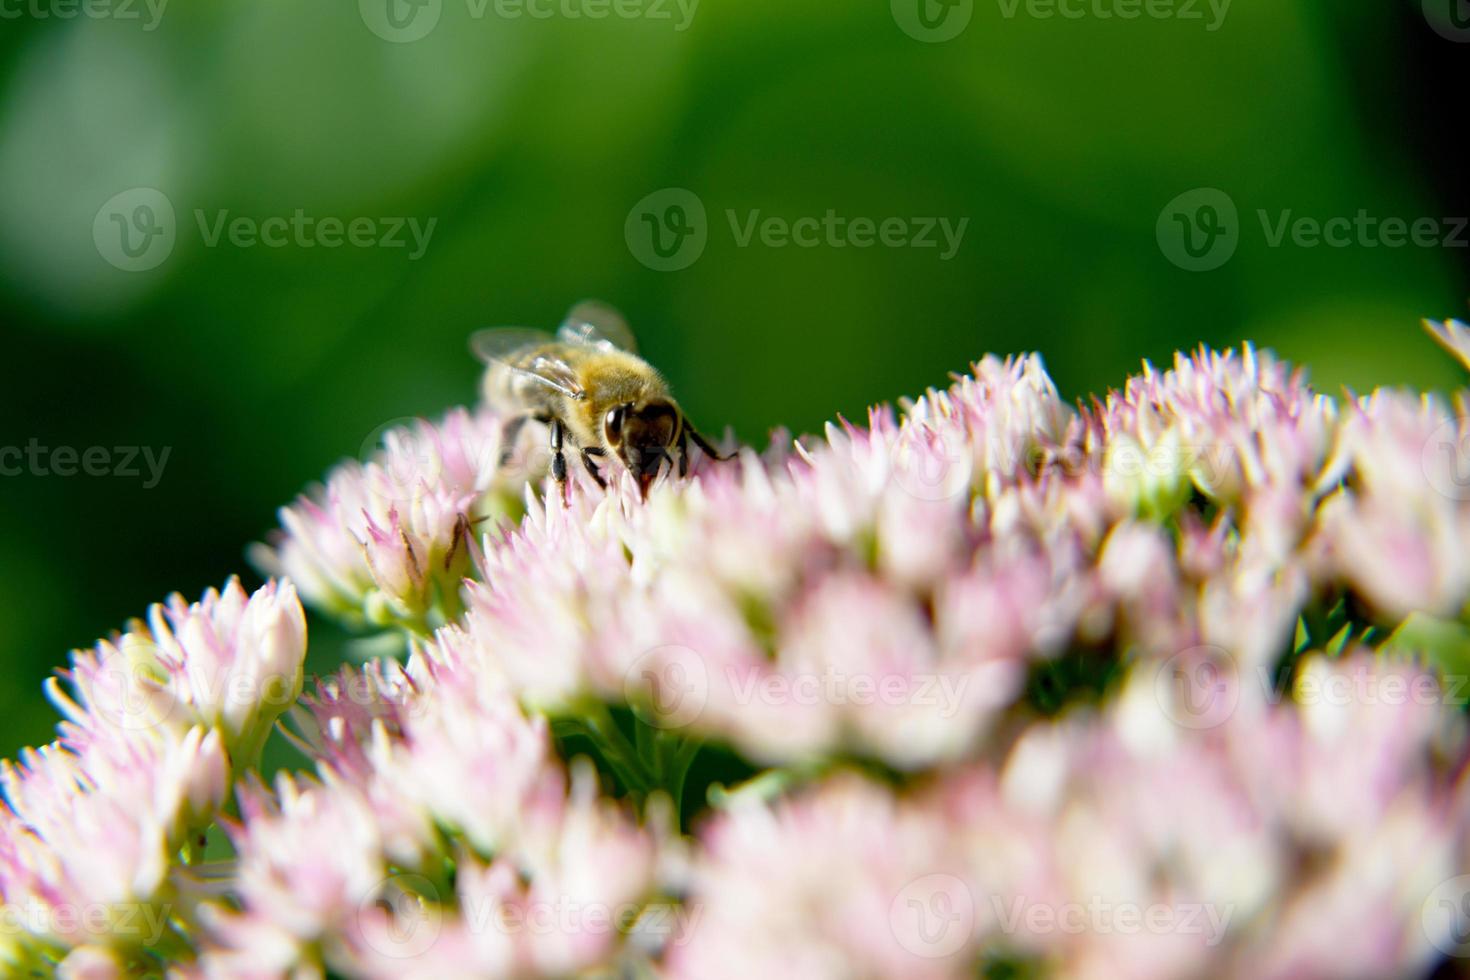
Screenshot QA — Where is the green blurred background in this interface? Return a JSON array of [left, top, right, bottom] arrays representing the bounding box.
[[0, 0, 1466, 757]]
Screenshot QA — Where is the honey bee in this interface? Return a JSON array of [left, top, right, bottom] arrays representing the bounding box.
[[472, 301, 726, 499]]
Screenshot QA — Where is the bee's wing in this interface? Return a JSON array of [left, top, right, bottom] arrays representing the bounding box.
[[556, 299, 638, 354], [469, 327, 554, 363], [469, 327, 584, 399]]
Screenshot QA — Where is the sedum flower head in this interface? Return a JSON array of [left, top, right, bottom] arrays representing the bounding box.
[[0, 723, 228, 963], [5, 320, 1470, 977], [49, 577, 307, 766], [257, 409, 525, 632]]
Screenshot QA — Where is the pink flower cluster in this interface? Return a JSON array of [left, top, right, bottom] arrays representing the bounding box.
[[193, 643, 659, 979], [4, 322, 1470, 978], [1, 580, 306, 975], [669, 650, 1462, 980], [257, 410, 525, 633]]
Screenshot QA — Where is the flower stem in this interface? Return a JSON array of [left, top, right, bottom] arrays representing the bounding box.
[[582, 706, 656, 798]]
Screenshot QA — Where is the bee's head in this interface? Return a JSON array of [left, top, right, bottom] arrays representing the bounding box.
[[604, 399, 679, 498]]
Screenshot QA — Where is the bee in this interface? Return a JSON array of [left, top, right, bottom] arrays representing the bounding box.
[[472, 300, 726, 499]]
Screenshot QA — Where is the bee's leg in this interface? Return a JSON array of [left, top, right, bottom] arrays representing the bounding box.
[[548, 417, 568, 499], [687, 426, 731, 462], [498, 414, 531, 467], [581, 447, 608, 489], [676, 428, 690, 478]]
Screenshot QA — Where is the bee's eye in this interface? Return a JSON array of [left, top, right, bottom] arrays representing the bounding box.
[[604, 406, 625, 444]]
